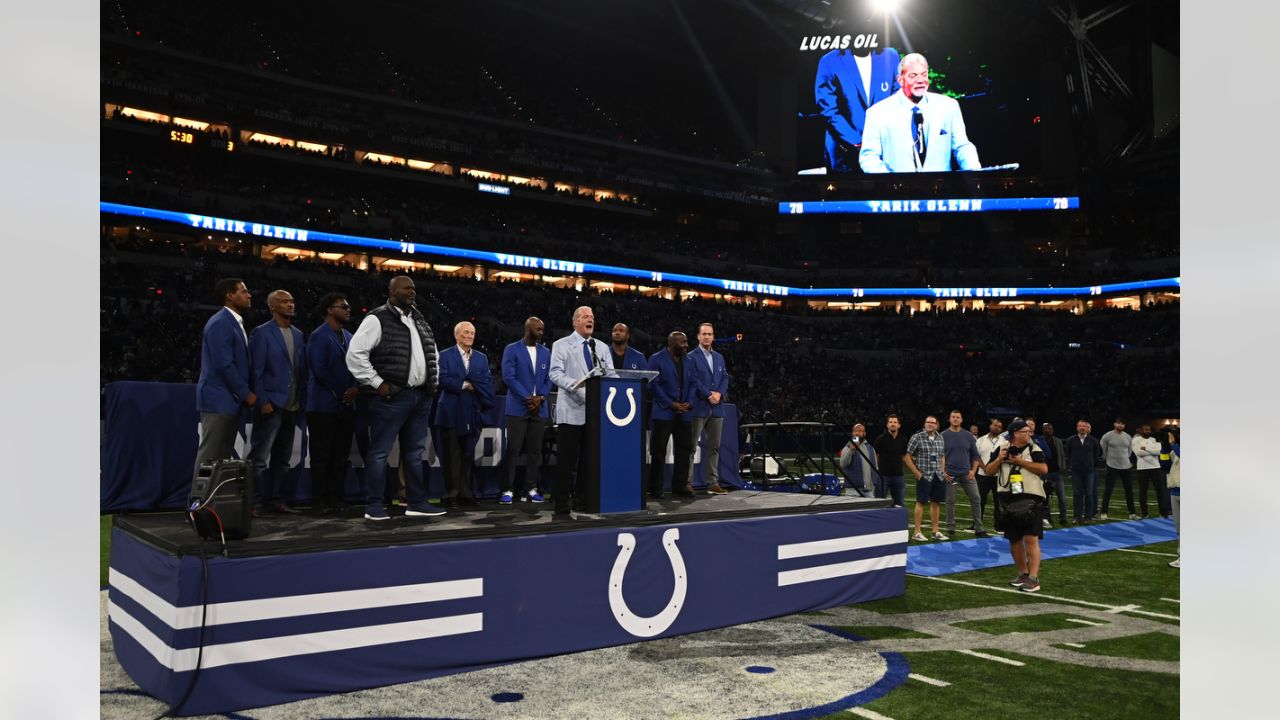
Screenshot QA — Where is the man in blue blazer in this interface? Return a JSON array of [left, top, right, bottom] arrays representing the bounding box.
[[433, 321, 496, 508], [247, 289, 307, 515], [814, 46, 901, 172], [193, 278, 257, 483], [688, 323, 730, 495], [305, 293, 358, 515], [609, 322, 652, 488], [647, 331, 695, 499], [608, 323, 648, 372], [500, 317, 552, 504], [859, 53, 981, 173]]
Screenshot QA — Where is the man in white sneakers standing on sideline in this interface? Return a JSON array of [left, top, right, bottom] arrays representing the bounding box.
[[975, 418, 1005, 529], [1099, 417, 1137, 520], [1132, 423, 1170, 519], [904, 415, 948, 542], [941, 409, 987, 537]]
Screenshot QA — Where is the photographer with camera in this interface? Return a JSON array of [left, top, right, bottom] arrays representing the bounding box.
[[838, 423, 878, 495], [982, 419, 1050, 593]]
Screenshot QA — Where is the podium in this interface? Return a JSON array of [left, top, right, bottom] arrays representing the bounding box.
[[582, 369, 657, 513]]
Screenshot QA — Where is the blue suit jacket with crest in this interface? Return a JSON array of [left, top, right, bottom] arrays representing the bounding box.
[[433, 345, 496, 434], [501, 339, 552, 419], [648, 349, 694, 423]]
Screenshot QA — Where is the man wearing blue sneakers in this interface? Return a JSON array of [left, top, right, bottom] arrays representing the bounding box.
[[346, 275, 444, 521], [499, 317, 551, 505]]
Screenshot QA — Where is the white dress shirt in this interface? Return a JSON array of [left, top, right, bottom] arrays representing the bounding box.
[[226, 307, 248, 345], [346, 309, 429, 389]]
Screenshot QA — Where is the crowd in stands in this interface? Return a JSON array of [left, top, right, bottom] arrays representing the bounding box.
[[103, 238, 1179, 432], [101, 137, 1178, 289]]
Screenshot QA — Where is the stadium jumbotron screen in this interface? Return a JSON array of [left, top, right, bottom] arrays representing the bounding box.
[[794, 5, 1046, 177]]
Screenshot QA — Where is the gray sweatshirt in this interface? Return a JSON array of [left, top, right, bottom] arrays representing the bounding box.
[[1099, 430, 1133, 470]]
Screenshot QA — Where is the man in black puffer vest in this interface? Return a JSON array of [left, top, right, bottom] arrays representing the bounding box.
[[346, 275, 445, 521]]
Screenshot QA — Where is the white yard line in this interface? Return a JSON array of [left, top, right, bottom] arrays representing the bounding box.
[[1116, 549, 1179, 557], [908, 673, 951, 687], [1159, 597, 1180, 604], [1061, 642, 1086, 648], [955, 649, 1025, 666], [849, 707, 897, 720], [1065, 618, 1105, 626], [908, 574, 1181, 621]]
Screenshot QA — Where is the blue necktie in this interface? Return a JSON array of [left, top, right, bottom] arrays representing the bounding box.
[[583, 340, 594, 371], [911, 106, 923, 157]]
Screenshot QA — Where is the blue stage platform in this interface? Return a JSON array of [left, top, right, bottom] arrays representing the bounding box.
[[108, 495, 906, 715]]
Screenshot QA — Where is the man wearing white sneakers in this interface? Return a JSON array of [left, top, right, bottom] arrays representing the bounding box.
[[904, 415, 948, 542], [1099, 418, 1137, 520], [499, 317, 551, 505]]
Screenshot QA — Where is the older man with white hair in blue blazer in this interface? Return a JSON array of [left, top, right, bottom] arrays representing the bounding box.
[[434, 320, 496, 508]]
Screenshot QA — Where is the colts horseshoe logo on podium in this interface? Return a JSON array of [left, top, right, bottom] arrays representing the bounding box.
[[605, 387, 636, 427], [609, 529, 687, 637]]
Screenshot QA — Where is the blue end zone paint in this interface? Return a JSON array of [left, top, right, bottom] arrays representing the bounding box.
[[742, 625, 909, 720], [491, 692, 524, 703], [907, 517, 1179, 576], [746, 665, 776, 674]]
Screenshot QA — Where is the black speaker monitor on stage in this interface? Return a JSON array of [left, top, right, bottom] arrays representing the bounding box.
[[189, 459, 254, 540]]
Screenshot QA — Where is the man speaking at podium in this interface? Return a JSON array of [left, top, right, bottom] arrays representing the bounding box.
[[549, 306, 614, 516], [859, 53, 980, 173]]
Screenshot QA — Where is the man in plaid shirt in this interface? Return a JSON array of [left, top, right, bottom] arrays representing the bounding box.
[[904, 415, 949, 541]]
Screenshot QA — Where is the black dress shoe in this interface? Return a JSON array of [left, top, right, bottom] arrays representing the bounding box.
[[441, 497, 458, 508], [458, 496, 478, 507]]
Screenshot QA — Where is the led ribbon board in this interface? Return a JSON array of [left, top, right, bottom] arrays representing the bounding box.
[[101, 202, 1175, 299], [779, 197, 1080, 214]]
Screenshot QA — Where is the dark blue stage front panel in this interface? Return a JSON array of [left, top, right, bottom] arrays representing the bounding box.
[[108, 508, 906, 714], [101, 381, 201, 510], [596, 377, 644, 513]]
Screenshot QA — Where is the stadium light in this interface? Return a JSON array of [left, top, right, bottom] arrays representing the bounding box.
[[871, 0, 902, 51]]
